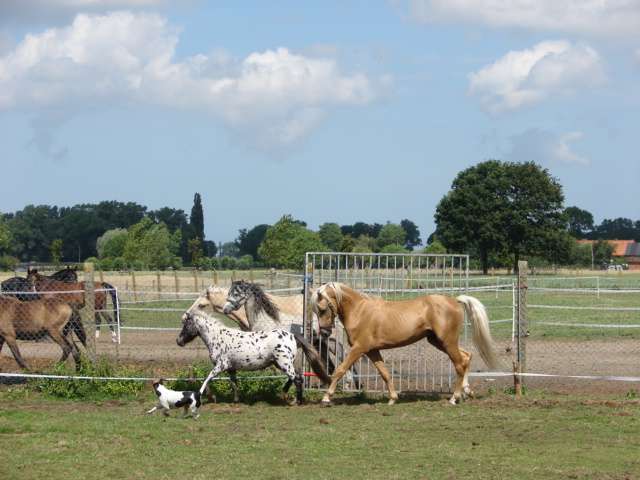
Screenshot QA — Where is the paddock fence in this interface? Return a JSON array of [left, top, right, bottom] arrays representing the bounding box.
[[1, 262, 639, 395]]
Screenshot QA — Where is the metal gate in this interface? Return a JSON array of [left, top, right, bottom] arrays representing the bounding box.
[[302, 252, 475, 393]]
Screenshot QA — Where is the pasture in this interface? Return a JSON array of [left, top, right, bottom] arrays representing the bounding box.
[[1, 389, 639, 480]]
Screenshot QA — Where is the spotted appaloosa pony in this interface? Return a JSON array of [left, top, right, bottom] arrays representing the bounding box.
[[312, 283, 497, 406], [176, 311, 330, 404]]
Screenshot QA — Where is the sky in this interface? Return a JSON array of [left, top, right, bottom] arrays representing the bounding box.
[[1, 0, 639, 245]]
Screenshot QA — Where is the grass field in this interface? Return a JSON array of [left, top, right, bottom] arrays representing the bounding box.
[[1, 389, 639, 480]]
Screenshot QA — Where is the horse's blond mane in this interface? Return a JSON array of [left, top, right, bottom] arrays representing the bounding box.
[[314, 282, 368, 307]]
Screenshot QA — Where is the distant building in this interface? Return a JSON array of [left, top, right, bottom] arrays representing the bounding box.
[[577, 239, 640, 270]]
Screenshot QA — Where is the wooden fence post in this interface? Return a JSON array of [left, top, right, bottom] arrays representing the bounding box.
[[213, 270, 219, 286], [156, 271, 162, 300], [82, 262, 96, 364], [174, 270, 179, 299], [516, 260, 528, 392], [193, 269, 198, 293], [131, 270, 138, 302]]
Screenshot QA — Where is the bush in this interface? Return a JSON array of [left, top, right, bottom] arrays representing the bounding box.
[[0, 255, 19, 271], [31, 357, 145, 400], [171, 363, 285, 403]]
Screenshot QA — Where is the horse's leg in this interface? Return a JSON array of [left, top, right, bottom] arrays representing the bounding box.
[[199, 364, 225, 395], [426, 332, 468, 405], [322, 347, 364, 405], [94, 311, 101, 339], [4, 336, 28, 370], [275, 354, 302, 405], [460, 348, 474, 398], [228, 369, 240, 403], [48, 328, 78, 369], [443, 343, 467, 405], [366, 349, 398, 405]]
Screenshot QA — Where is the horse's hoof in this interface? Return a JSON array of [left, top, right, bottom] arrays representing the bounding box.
[[388, 398, 397, 406], [95, 331, 100, 339], [448, 396, 460, 406], [321, 399, 332, 407]]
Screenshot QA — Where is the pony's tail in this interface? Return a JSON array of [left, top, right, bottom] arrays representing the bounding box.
[[102, 282, 120, 326], [294, 333, 332, 385], [456, 295, 497, 369]]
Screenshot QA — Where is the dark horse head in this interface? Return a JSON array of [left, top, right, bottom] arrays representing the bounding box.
[[222, 280, 280, 321], [176, 312, 199, 347], [0, 277, 38, 301]]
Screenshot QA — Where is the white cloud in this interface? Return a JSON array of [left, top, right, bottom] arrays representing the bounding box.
[[407, 0, 640, 38], [468, 40, 605, 113], [0, 11, 379, 150], [507, 128, 590, 166]]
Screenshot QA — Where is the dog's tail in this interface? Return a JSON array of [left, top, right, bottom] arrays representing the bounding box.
[[294, 333, 331, 385]]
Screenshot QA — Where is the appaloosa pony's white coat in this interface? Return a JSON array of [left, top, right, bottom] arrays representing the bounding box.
[[175, 311, 330, 404]]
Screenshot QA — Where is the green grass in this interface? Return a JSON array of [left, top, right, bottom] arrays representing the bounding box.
[[0, 389, 639, 480]]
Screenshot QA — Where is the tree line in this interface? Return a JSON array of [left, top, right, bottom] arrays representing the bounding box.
[[1, 160, 637, 272]]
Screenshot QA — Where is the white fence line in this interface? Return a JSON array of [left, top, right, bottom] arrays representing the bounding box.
[[529, 304, 640, 312]]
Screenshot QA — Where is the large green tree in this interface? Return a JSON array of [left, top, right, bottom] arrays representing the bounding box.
[[318, 223, 343, 251], [377, 223, 407, 250], [236, 224, 270, 260], [96, 228, 128, 258], [258, 215, 326, 269], [190, 193, 205, 241], [564, 206, 594, 239], [122, 218, 181, 269], [400, 219, 422, 249], [435, 160, 565, 273]]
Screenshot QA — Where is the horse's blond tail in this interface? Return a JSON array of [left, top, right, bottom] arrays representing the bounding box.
[[456, 295, 497, 369]]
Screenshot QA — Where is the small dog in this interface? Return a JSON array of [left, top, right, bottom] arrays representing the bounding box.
[[147, 379, 201, 419]]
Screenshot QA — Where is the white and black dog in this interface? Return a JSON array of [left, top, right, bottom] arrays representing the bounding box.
[[147, 379, 201, 419]]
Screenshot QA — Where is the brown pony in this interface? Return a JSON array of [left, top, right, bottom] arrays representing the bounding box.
[[0, 295, 83, 370], [312, 283, 497, 406], [27, 270, 120, 342]]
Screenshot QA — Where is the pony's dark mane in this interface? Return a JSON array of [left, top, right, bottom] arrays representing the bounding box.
[[234, 280, 280, 322]]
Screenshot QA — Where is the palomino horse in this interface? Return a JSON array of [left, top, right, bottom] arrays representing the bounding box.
[[312, 283, 497, 405], [0, 295, 84, 370], [27, 270, 120, 343]]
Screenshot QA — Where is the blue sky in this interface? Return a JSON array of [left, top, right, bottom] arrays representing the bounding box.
[[1, 1, 639, 245]]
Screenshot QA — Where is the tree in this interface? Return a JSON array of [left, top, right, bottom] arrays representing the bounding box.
[[236, 224, 270, 260], [593, 217, 637, 240], [150, 207, 188, 233], [400, 219, 422, 249], [219, 241, 240, 258], [122, 218, 181, 269], [564, 206, 594, 238], [50, 239, 63, 264], [435, 160, 565, 273], [318, 223, 343, 251], [352, 234, 376, 253], [96, 228, 128, 258], [190, 193, 205, 242], [188, 237, 203, 265], [377, 223, 406, 250], [0, 217, 12, 255], [258, 215, 326, 269], [423, 239, 446, 254]]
